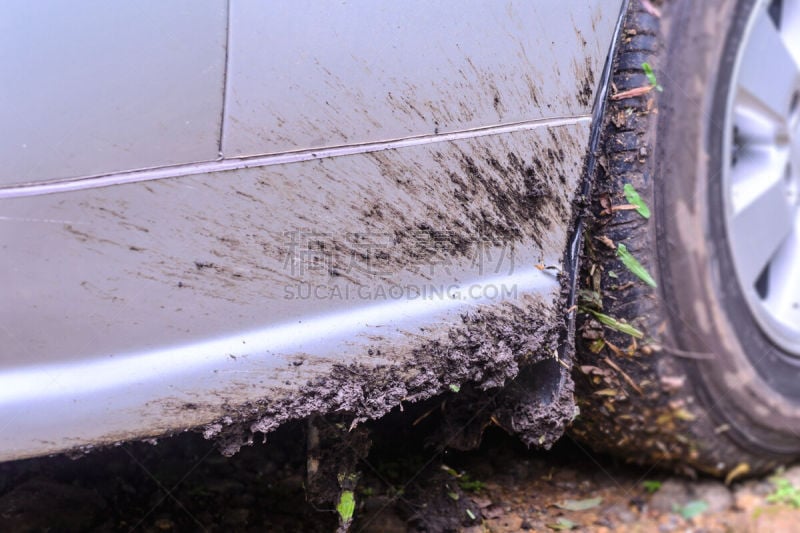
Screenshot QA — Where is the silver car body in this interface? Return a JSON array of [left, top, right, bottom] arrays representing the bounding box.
[[0, 0, 625, 461]]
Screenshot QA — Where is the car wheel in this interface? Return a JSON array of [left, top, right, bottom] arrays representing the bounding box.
[[573, 0, 800, 478]]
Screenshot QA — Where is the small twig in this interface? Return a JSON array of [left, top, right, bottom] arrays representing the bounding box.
[[603, 357, 644, 395], [603, 338, 624, 357], [610, 204, 639, 212], [610, 85, 654, 100], [594, 235, 616, 249], [714, 423, 731, 434], [553, 348, 571, 370], [412, 406, 437, 426], [641, 0, 662, 18]]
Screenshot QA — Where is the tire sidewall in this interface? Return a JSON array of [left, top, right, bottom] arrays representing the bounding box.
[[656, 0, 800, 455]]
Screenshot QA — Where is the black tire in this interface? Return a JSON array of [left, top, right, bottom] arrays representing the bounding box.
[[572, 0, 800, 477]]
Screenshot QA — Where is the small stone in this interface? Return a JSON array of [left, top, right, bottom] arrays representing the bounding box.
[[484, 504, 505, 519], [606, 503, 637, 523], [650, 479, 691, 513], [472, 495, 493, 509], [691, 481, 733, 513]]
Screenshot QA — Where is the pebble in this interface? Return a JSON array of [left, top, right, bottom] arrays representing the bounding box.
[[650, 479, 691, 512], [472, 495, 493, 508], [691, 481, 733, 513]]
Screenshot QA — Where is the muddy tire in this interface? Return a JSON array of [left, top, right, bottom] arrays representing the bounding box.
[[572, 0, 800, 477]]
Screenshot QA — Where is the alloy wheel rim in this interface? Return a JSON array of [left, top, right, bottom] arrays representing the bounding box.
[[723, 0, 800, 354]]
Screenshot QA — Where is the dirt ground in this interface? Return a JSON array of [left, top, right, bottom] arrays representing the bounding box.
[[1, 406, 799, 533]]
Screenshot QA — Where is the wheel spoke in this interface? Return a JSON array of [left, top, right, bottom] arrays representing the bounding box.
[[725, 1, 800, 354], [777, 0, 800, 63], [764, 215, 800, 325], [729, 145, 789, 201], [738, 5, 800, 121], [734, 90, 786, 146], [729, 147, 795, 287]]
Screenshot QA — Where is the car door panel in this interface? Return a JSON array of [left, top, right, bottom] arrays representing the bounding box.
[[0, 1, 228, 186], [222, 0, 614, 157]]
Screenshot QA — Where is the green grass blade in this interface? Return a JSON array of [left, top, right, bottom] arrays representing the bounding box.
[[642, 62, 663, 91], [623, 183, 651, 219], [587, 310, 644, 338], [642, 62, 657, 84], [336, 491, 356, 523], [617, 244, 657, 288]]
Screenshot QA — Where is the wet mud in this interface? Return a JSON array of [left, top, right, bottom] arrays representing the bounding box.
[[201, 299, 571, 459]]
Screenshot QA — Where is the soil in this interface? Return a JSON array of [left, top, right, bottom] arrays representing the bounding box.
[[2, 409, 799, 532]]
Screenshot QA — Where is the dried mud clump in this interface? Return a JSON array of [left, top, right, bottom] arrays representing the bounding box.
[[201, 299, 573, 458]]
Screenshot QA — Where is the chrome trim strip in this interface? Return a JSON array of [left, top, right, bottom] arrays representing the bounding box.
[[0, 115, 590, 199]]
